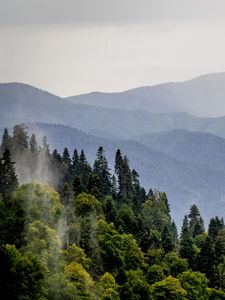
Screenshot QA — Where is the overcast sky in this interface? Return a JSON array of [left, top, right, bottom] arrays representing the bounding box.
[[1, 0, 225, 96]]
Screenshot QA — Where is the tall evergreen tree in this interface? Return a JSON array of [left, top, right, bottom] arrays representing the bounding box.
[[162, 225, 174, 253], [73, 175, 83, 196], [12, 124, 29, 152], [62, 147, 71, 167], [93, 146, 112, 196], [76, 150, 92, 190], [115, 152, 133, 205], [29, 134, 38, 153], [188, 204, 204, 238], [198, 236, 216, 282], [87, 173, 101, 199], [1, 128, 11, 153], [71, 148, 79, 173], [41, 136, 50, 157], [208, 217, 224, 240], [0, 149, 18, 199], [179, 215, 195, 268]]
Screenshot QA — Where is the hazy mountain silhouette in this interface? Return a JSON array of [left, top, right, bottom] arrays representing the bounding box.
[[67, 72, 225, 117]]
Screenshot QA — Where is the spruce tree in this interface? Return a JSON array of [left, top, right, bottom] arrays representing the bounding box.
[[208, 217, 224, 240], [0, 149, 18, 199], [73, 175, 84, 196], [1, 128, 11, 153], [162, 225, 174, 253], [179, 215, 195, 268], [12, 124, 29, 152], [41, 136, 50, 156], [62, 147, 71, 167], [93, 146, 112, 196], [188, 204, 204, 237], [77, 150, 92, 190], [87, 173, 101, 199], [29, 134, 38, 153], [198, 236, 216, 281], [71, 148, 79, 173]]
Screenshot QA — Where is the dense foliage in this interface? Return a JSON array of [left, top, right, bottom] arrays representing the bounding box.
[[1, 124, 225, 299]]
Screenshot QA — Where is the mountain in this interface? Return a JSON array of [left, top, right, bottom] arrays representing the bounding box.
[[2, 79, 225, 224], [135, 129, 225, 172], [67, 72, 225, 117], [1, 81, 225, 139], [10, 122, 225, 226]]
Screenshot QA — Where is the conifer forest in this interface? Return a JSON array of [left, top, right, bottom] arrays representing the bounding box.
[[1, 124, 225, 299]]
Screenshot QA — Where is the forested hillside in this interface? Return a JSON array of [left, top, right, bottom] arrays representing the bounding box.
[[21, 123, 225, 226], [1, 124, 225, 299]]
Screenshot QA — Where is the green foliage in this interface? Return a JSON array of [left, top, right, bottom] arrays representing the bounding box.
[[64, 262, 95, 299], [74, 193, 100, 216], [208, 216, 224, 240], [102, 196, 116, 223], [179, 215, 196, 269], [93, 146, 112, 197], [149, 276, 187, 299], [141, 192, 171, 233], [146, 264, 165, 285], [206, 287, 225, 299], [188, 204, 205, 238], [63, 243, 91, 269], [47, 272, 79, 300], [11, 182, 63, 228], [97, 272, 120, 300], [115, 204, 137, 234], [0, 149, 18, 199], [24, 220, 61, 270], [98, 220, 145, 274], [163, 252, 188, 277], [178, 271, 209, 300], [1, 127, 225, 298], [0, 244, 46, 300], [120, 269, 151, 300]]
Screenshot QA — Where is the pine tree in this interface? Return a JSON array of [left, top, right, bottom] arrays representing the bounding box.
[[198, 236, 216, 281], [131, 169, 145, 213], [52, 149, 61, 162], [87, 173, 101, 199], [76, 150, 92, 190], [115, 153, 133, 205], [208, 217, 224, 240], [12, 124, 29, 152], [62, 147, 71, 167], [179, 215, 195, 268], [71, 148, 79, 173], [171, 220, 178, 245], [1, 128, 11, 153], [29, 134, 38, 153], [93, 146, 112, 196], [0, 149, 18, 199], [162, 225, 174, 253], [188, 204, 204, 237], [115, 149, 123, 175], [73, 175, 84, 196], [148, 188, 154, 198], [41, 136, 50, 156]]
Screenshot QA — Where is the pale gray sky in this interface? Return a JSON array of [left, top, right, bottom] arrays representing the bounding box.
[[1, 0, 225, 96]]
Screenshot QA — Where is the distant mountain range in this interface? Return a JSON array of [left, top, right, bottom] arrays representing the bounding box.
[[67, 72, 225, 117], [2, 79, 225, 139], [2, 73, 225, 225]]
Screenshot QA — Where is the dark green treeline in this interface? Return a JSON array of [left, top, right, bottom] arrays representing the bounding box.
[[0, 124, 225, 299]]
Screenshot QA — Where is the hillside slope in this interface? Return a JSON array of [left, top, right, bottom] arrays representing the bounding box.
[[10, 122, 225, 226]]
